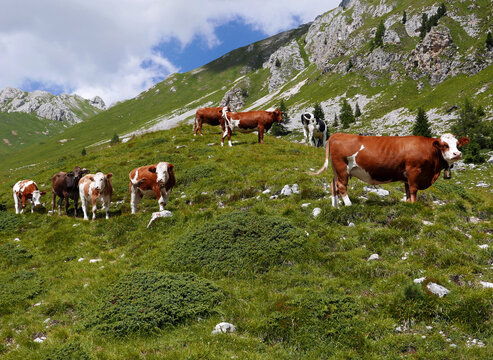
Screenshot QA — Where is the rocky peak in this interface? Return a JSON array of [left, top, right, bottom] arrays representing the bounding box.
[[0, 87, 104, 123]]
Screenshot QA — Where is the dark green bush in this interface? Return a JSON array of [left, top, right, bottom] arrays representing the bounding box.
[[446, 291, 493, 333], [167, 212, 307, 277], [0, 243, 32, 268], [44, 341, 91, 360], [261, 291, 363, 353], [0, 270, 44, 315], [0, 211, 22, 232], [85, 271, 221, 337]]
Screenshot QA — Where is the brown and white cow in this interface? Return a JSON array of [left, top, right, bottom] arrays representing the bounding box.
[[52, 166, 90, 216], [221, 108, 283, 146], [13, 180, 46, 214], [193, 106, 230, 136], [310, 133, 469, 206], [79, 172, 113, 220], [129, 162, 175, 214]]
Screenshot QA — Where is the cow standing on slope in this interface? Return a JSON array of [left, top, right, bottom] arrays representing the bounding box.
[[193, 106, 230, 136], [310, 133, 469, 206], [129, 162, 175, 214], [13, 180, 46, 214], [79, 172, 113, 220], [221, 108, 283, 146], [301, 113, 327, 147], [52, 166, 90, 217]]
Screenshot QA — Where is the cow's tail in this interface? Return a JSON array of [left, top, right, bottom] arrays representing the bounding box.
[[308, 136, 331, 176], [193, 112, 198, 132]]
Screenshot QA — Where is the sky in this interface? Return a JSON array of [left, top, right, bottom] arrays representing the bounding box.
[[0, 0, 340, 106]]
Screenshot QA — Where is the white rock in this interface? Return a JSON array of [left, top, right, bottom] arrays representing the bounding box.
[[292, 184, 300, 194], [72, 223, 80, 227], [348, 222, 355, 227], [312, 207, 322, 218], [427, 282, 450, 297], [89, 259, 102, 263], [401, 252, 409, 260], [414, 277, 426, 284], [449, 344, 457, 348], [78, 258, 84, 262], [479, 281, 493, 288], [426, 326, 433, 330], [367, 254, 379, 261], [301, 203, 311, 208], [14, 237, 20, 242], [476, 182, 490, 188], [478, 244, 489, 249], [33, 337, 45, 343], [207, 143, 215, 146], [280, 185, 292, 196], [43, 318, 51, 324], [364, 186, 389, 196], [469, 217, 481, 224], [262, 189, 271, 194], [422, 220, 433, 226], [146, 210, 173, 228], [488, 155, 493, 164], [211, 322, 236, 335], [33, 302, 42, 307]]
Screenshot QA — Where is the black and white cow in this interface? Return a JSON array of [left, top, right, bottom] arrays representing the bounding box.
[[301, 113, 327, 147]]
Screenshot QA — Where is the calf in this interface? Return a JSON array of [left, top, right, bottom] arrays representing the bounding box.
[[13, 180, 46, 214], [79, 172, 113, 220], [52, 166, 90, 216], [129, 162, 175, 214], [221, 108, 283, 146], [193, 106, 230, 136], [310, 133, 469, 206]]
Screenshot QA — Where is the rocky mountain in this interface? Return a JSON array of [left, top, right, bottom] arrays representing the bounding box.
[[0, 87, 106, 124]]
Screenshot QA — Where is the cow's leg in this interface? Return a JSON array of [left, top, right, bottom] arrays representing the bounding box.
[[81, 196, 89, 220], [13, 193, 20, 214], [74, 195, 79, 217], [406, 171, 420, 203], [221, 127, 228, 147], [31, 199, 34, 213], [103, 196, 111, 219], [258, 126, 264, 144], [130, 188, 142, 214], [331, 178, 339, 208], [91, 196, 98, 220], [303, 127, 309, 144], [404, 183, 411, 202], [51, 192, 56, 215], [332, 161, 351, 206], [158, 189, 171, 211], [64, 196, 70, 216], [57, 197, 63, 216]]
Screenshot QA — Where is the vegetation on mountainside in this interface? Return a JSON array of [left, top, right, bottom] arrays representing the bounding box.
[[270, 99, 290, 136], [313, 102, 325, 121], [419, 3, 447, 39], [0, 125, 491, 359], [340, 99, 355, 129], [370, 20, 386, 50]]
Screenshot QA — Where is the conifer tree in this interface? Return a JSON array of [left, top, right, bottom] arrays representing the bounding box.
[[313, 102, 325, 120], [370, 20, 386, 50], [333, 114, 339, 127], [419, 13, 428, 39], [412, 107, 432, 137], [270, 99, 290, 136], [340, 99, 354, 129], [110, 133, 120, 145], [486, 31, 493, 49], [354, 102, 361, 118], [402, 11, 407, 24], [81, 148, 87, 156]]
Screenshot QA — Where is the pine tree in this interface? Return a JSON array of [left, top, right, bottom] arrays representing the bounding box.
[[354, 102, 361, 118], [340, 99, 354, 129], [412, 107, 432, 137], [110, 133, 120, 145], [402, 11, 407, 24], [346, 58, 353, 72], [370, 20, 386, 50], [333, 114, 339, 127], [81, 148, 87, 156], [270, 99, 290, 136], [437, 3, 446, 18], [313, 102, 325, 120], [419, 13, 428, 39], [486, 31, 493, 49]]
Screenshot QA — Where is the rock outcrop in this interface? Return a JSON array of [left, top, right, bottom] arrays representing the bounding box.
[[263, 40, 305, 92], [0, 87, 104, 123], [219, 78, 251, 111]]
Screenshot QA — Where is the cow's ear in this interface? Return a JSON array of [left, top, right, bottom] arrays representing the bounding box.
[[167, 164, 174, 171], [106, 173, 113, 179], [40, 191, 47, 196], [82, 168, 90, 175], [458, 137, 469, 147], [149, 166, 157, 173], [67, 172, 74, 177], [432, 140, 442, 150], [88, 176, 94, 182]]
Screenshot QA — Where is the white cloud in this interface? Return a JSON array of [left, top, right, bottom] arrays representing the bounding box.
[[0, 0, 339, 105]]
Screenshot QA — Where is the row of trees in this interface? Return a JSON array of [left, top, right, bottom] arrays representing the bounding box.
[[419, 3, 446, 39]]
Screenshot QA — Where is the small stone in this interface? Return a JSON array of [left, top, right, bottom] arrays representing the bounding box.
[[89, 259, 102, 263], [72, 223, 80, 227], [181, 194, 187, 198], [401, 252, 409, 260], [479, 281, 493, 288], [301, 203, 311, 208], [211, 322, 236, 335], [280, 185, 292, 196], [450, 344, 457, 348], [469, 217, 481, 224], [367, 254, 379, 261], [478, 244, 489, 249], [414, 277, 426, 284], [427, 282, 450, 297], [312, 207, 322, 218], [207, 143, 215, 146], [33, 337, 44, 343], [33, 302, 42, 307], [43, 318, 51, 324], [348, 222, 355, 227], [78, 258, 84, 262], [422, 220, 433, 226], [476, 182, 489, 188], [426, 326, 433, 330]]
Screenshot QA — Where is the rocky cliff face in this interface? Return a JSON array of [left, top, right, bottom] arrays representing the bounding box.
[[263, 40, 305, 92], [0, 87, 105, 123]]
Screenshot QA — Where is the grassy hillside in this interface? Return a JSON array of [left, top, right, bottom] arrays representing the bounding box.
[[0, 113, 64, 156], [0, 126, 492, 359]]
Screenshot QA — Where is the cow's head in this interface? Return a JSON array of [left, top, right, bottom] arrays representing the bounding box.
[[89, 172, 112, 192], [32, 190, 47, 207], [301, 113, 313, 125], [273, 109, 283, 123], [149, 162, 173, 188], [433, 134, 469, 178], [67, 167, 90, 187]]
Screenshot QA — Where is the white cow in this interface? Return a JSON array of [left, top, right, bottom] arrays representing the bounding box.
[[13, 180, 46, 214], [78, 172, 113, 220]]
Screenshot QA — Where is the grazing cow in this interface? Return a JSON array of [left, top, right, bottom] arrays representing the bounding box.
[[79, 172, 113, 220], [13, 180, 46, 214], [221, 108, 283, 146], [301, 113, 311, 144], [129, 162, 175, 214], [52, 166, 90, 216], [309, 116, 327, 148], [193, 106, 230, 136], [310, 133, 469, 207]]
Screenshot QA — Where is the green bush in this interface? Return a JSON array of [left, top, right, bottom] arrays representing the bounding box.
[[85, 271, 221, 337], [260, 291, 363, 353], [0, 243, 33, 268], [446, 291, 493, 333], [0, 211, 22, 232], [168, 212, 307, 277], [0, 270, 44, 315], [44, 341, 91, 360]]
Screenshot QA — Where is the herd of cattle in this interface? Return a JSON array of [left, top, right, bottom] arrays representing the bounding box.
[[12, 105, 469, 218]]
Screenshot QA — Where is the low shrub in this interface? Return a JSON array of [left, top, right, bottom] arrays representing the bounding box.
[[0, 211, 22, 232], [445, 291, 493, 334], [44, 341, 91, 360], [0, 243, 32, 268], [167, 211, 307, 277], [84, 271, 221, 337], [0, 270, 44, 315], [260, 291, 364, 354]]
